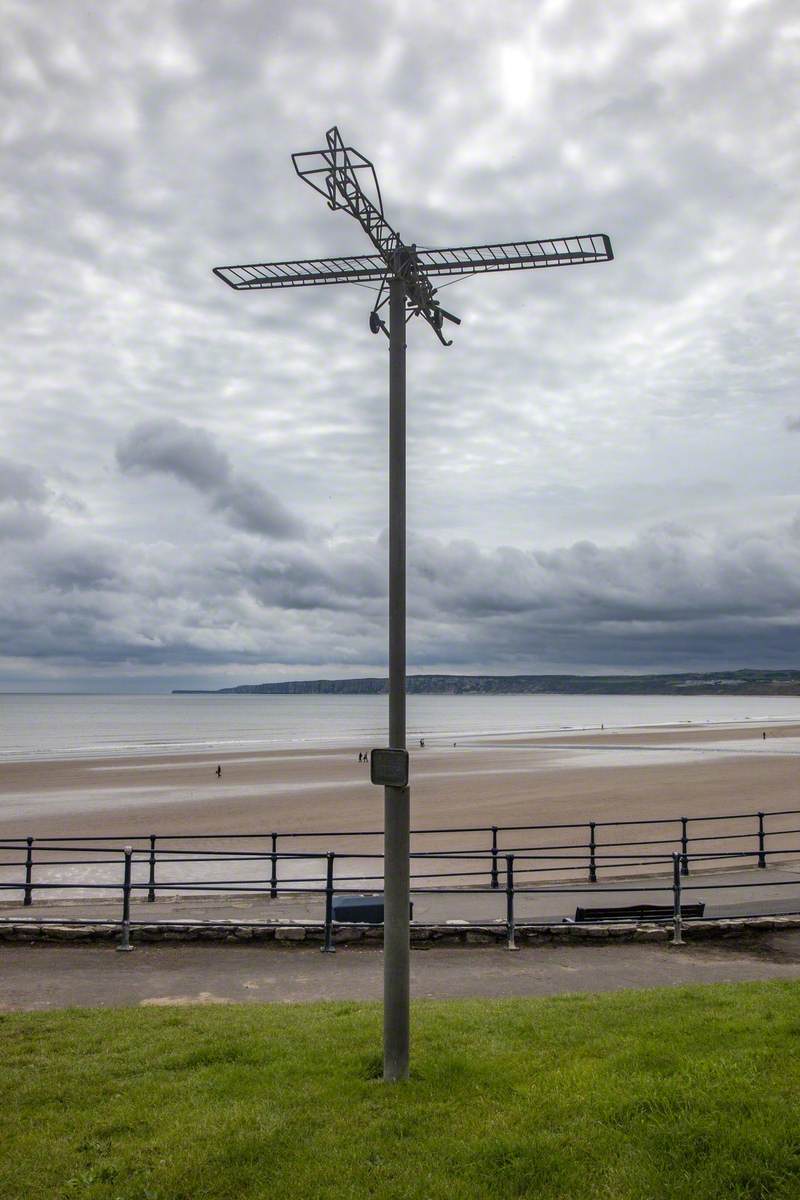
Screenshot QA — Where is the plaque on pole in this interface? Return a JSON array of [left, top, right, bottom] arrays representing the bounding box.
[[370, 748, 410, 789]]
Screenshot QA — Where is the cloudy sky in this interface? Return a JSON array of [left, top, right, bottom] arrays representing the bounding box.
[[2, 0, 799, 691]]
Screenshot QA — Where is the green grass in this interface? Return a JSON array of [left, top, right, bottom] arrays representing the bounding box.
[[2, 982, 800, 1199]]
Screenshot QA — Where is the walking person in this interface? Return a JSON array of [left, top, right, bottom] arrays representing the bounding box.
[[216, 764, 222, 778]]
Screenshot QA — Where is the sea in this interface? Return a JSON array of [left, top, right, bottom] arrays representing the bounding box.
[[3, 691, 800, 762]]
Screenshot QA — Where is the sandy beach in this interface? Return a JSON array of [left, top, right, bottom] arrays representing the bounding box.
[[3, 721, 800, 858]]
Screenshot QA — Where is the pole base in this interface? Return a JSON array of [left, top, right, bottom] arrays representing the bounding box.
[[115, 943, 134, 953]]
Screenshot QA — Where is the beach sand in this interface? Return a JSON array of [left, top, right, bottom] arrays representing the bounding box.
[[2, 722, 800, 860]]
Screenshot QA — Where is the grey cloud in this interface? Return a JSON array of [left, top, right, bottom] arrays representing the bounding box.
[[2, 509, 800, 681], [238, 542, 385, 613], [213, 478, 306, 541], [0, 459, 48, 504], [2, 1, 800, 686], [34, 542, 121, 592], [116, 418, 230, 490], [117, 418, 306, 541], [407, 525, 800, 628], [0, 457, 51, 541], [0, 506, 50, 542]]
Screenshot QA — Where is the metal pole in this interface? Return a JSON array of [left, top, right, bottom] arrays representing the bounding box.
[[680, 816, 689, 877], [505, 854, 519, 951], [117, 846, 134, 953], [588, 821, 597, 884], [490, 826, 499, 889], [147, 834, 157, 903], [671, 851, 684, 946], [23, 836, 33, 907], [757, 812, 767, 869], [322, 852, 336, 953], [270, 832, 278, 899], [384, 274, 410, 1083]]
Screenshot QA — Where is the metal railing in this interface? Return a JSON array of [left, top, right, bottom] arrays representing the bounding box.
[[2, 805, 800, 954], [3, 805, 799, 903]]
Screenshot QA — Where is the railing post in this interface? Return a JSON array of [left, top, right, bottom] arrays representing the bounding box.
[[671, 851, 684, 946], [757, 812, 767, 869], [490, 826, 499, 890], [117, 846, 134, 953], [505, 854, 519, 952], [322, 852, 336, 954], [23, 836, 34, 907], [147, 834, 157, 902], [588, 821, 597, 884], [680, 816, 689, 877], [270, 832, 278, 899]]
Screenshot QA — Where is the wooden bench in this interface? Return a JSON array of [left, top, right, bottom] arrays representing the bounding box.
[[566, 902, 705, 924]]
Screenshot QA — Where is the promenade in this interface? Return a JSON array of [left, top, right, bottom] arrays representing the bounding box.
[[3, 926, 800, 1013]]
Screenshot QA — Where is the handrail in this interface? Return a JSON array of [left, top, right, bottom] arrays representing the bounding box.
[[3, 843, 800, 954], [3, 804, 799, 844], [4, 805, 800, 939]]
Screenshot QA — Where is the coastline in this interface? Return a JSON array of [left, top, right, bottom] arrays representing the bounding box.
[[3, 720, 800, 844], [4, 692, 800, 766]]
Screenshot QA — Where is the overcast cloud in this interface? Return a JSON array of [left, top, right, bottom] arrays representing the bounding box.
[[1, 0, 799, 689]]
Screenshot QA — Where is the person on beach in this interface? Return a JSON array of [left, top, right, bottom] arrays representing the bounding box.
[[216, 764, 222, 777], [762, 731, 766, 740], [419, 738, 425, 748], [358, 752, 363, 763]]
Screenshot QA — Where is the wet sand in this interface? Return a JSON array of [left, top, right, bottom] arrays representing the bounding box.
[[2, 722, 800, 854]]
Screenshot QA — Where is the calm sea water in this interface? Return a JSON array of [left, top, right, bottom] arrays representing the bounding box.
[[2, 692, 800, 762]]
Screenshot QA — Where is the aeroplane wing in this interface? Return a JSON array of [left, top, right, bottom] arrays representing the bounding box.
[[415, 234, 613, 278], [213, 253, 389, 290], [213, 234, 612, 291]]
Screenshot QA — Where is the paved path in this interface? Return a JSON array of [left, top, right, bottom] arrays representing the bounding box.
[[2, 931, 800, 1011]]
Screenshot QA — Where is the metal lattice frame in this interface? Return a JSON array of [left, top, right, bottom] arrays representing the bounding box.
[[215, 125, 612, 345], [213, 234, 612, 291], [292, 126, 398, 260]]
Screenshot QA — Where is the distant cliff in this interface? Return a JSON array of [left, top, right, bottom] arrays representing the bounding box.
[[173, 669, 800, 696]]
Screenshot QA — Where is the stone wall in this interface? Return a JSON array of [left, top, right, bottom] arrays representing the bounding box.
[[1, 914, 798, 947]]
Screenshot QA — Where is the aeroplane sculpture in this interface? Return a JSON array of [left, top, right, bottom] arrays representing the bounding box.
[[214, 125, 613, 345], [214, 126, 613, 1082]]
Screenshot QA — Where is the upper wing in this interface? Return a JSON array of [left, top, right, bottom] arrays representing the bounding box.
[[213, 253, 390, 290], [415, 234, 613, 278]]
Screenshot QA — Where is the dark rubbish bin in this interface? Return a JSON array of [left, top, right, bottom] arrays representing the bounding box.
[[331, 894, 413, 924]]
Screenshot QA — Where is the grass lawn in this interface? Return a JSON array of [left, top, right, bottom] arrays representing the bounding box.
[[2, 980, 800, 1199]]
